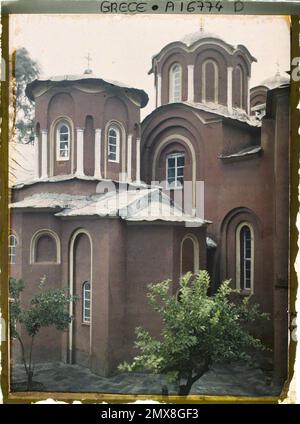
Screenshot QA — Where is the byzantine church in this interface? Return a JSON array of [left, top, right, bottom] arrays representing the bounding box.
[[10, 31, 290, 385]]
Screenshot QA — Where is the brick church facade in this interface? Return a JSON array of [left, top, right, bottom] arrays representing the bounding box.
[[10, 32, 290, 385]]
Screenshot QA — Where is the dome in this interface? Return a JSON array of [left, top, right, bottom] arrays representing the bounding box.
[[26, 73, 149, 107], [260, 71, 290, 89], [181, 31, 223, 47]]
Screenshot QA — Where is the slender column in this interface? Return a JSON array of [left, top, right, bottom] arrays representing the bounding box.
[[34, 135, 39, 180], [94, 128, 102, 178], [76, 128, 84, 177], [127, 134, 132, 182], [136, 138, 141, 182], [227, 66, 233, 113], [41, 129, 48, 179], [157, 73, 162, 107], [247, 76, 251, 115], [187, 64, 194, 102]]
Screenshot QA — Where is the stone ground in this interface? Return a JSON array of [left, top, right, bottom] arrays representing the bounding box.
[[12, 361, 282, 396]]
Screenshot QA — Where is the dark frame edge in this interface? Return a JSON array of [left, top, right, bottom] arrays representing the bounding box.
[[1, 13, 10, 405], [0, 12, 298, 405], [285, 14, 300, 402]]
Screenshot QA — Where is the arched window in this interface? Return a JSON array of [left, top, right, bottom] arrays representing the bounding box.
[[233, 65, 244, 109], [180, 234, 200, 275], [202, 60, 219, 103], [56, 122, 70, 161], [236, 223, 254, 291], [169, 64, 182, 103], [108, 126, 120, 163], [35, 234, 56, 263], [30, 229, 61, 264], [9, 234, 17, 264], [166, 152, 185, 189], [82, 281, 91, 324]]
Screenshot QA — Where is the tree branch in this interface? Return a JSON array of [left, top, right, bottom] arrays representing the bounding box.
[[191, 359, 211, 385]]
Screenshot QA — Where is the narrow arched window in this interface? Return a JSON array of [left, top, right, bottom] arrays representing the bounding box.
[[233, 66, 244, 109], [180, 234, 200, 276], [56, 122, 70, 161], [237, 223, 254, 291], [9, 234, 17, 264], [82, 281, 91, 324], [202, 60, 219, 103], [169, 64, 182, 103], [108, 126, 120, 163], [166, 152, 185, 189]]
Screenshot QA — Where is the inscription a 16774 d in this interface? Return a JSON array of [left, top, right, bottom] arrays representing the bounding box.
[[99, 1, 244, 14]]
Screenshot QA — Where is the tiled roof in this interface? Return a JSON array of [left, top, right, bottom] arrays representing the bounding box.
[[26, 73, 149, 107], [11, 188, 211, 227], [10, 193, 88, 210]]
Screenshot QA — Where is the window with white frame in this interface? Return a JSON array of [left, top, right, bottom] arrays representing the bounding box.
[[166, 153, 185, 189], [169, 64, 182, 103], [237, 224, 254, 291], [82, 281, 91, 324], [108, 126, 120, 162], [9, 234, 17, 264], [56, 122, 70, 161]]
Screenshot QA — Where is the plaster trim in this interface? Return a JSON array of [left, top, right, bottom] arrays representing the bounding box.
[[30, 228, 61, 265], [180, 233, 200, 275], [152, 134, 197, 213], [68, 229, 93, 363]]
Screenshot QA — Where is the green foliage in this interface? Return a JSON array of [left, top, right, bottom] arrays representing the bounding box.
[[9, 276, 77, 388], [119, 271, 269, 395], [13, 48, 40, 143], [10, 276, 77, 337], [9, 278, 25, 339]]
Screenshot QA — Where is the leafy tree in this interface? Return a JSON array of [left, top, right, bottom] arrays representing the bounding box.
[[9, 276, 77, 390], [12, 48, 40, 143], [119, 271, 269, 395]]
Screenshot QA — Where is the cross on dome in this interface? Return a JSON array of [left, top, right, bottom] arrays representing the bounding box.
[[199, 16, 205, 32], [84, 53, 93, 75], [275, 59, 279, 74]]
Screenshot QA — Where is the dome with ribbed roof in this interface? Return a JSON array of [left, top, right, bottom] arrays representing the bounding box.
[[181, 31, 223, 47], [261, 71, 290, 89], [149, 30, 256, 114], [26, 72, 149, 108]]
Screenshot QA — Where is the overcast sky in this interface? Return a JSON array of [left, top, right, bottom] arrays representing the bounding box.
[[10, 14, 290, 119]]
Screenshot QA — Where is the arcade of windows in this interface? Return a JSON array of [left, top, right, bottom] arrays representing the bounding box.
[[55, 120, 122, 165]]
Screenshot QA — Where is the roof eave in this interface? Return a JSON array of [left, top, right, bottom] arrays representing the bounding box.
[[10, 206, 62, 213], [26, 78, 149, 108], [142, 102, 261, 130], [218, 148, 262, 163]]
